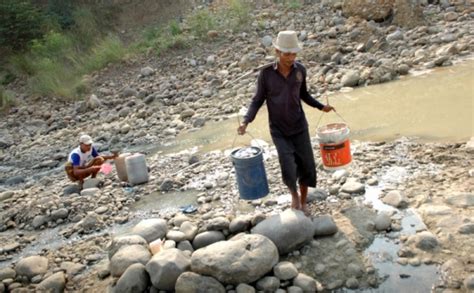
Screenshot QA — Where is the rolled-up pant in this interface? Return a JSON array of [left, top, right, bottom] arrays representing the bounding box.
[[271, 129, 316, 193], [65, 156, 104, 182]]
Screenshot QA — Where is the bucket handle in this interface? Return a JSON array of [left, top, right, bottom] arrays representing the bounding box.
[[315, 94, 349, 130], [231, 131, 262, 150]]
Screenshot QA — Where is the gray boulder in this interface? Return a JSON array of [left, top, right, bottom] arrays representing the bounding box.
[[113, 263, 149, 293], [251, 209, 313, 254], [15, 255, 48, 280], [192, 231, 225, 249], [180, 221, 198, 240], [131, 218, 168, 243], [191, 234, 278, 285], [109, 244, 151, 277], [374, 212, 391, 231], [108, 235, 148, 259], [229, 216, 251, 234], [146, 248, 191, 291], [340, 180, 365, 194], [382, 190, 408, 208], [175, 272, 225, 293], [273, 261, 298, 280], [293, 273, 317, 292], [256, 276, 280, 291], [313, 214, 338, 236], [411, 231, 439, 251], [36, 272, 66, 293]]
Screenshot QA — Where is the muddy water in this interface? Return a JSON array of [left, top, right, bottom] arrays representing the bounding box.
[[168, 58, 473, 154]]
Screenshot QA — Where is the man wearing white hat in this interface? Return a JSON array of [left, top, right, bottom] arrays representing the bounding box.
[[238, 30, 335, 215], [65, 134, 117, 188]]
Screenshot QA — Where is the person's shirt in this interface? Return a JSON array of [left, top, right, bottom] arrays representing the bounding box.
[[68, 146, 99, 167], [243, 61, 324, 136]]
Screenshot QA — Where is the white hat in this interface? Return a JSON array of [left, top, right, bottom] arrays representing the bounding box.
[[272, 30, 302, 53], [79, 134, 93, 145]]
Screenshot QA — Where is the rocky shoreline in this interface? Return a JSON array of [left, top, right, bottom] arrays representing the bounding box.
[[0, 1, 473, 292]]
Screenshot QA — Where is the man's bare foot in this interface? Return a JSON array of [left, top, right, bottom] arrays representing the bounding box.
[[301, 204, 310, 216], [291, 200, 300, 210]]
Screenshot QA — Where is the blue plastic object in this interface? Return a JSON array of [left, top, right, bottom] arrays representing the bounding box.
[[231, 146, 269, 200]]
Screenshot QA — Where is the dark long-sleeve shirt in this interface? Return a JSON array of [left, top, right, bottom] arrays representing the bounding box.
[[243, 61, 324, 136]]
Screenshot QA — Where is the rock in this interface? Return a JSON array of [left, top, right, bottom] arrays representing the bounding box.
[[251, 209, 313, 255], [341, 70, 360, 87], [80, 187, 100, 196], [15, 256, 48, 280], [36, 272, 66, 293], [346, 277, 359, 289], [340, 180, 365, 194], [387, 30, 404, 42], [0, 267, 16, 280], [173, 215, 191, 227], [180, 221, 198, 240], [307, 188, 328, 202], [51, 208, 69, 221], [287, 286, 304, 293], [229, 216, 251, 234], [464, 275, 474, 291], [113, 263, 149, 293], [273, 261, 298, 280], [256, 276, 280, 291], [109, 244, 152, 277], [342, 0, 393, 21], [177, 240, 194, 253], [411, 231, 439, 251], [0, 191, 14, 201], [444, 12, 458, 21], [458, 224, 474, 234], [146, 248, 191, 291], [445, 193, 474, 208], [313, 214, 338, 236], [82, 178, 102, 189], [60, 261, 85, 277], [236, 283, 256, 293], [87, 94, 102, 109], [175, 272, 225, 293], [374, 212, 391, 231], [108, 235, 148, 259], [293, 273, 317, 292], [140, 67, 155, 77], [0, 130, 14, 148], [192, 231, 225, 249], [261, 35, 273, 48], [206, 217, 230, 231], [122, 87, 138, 98], [131, 218, 168, 243], [32, 215, 49, 229], [166, 231, 187, 242], [63, 185, 81, 196], [382, 190, 408, 208], [191, 234, 278, 285]]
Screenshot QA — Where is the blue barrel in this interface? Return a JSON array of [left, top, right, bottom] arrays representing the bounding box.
[[231, 146, 269, 200]]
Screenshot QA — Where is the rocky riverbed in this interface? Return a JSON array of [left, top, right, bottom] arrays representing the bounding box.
[[0, 1, 473, 292]]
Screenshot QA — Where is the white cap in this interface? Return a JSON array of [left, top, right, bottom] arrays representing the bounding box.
[[272, 30, 302, 53], [79, 134, 93, 145]]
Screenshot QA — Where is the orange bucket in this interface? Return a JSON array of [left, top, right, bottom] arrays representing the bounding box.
[[316, 123, 352, 170]]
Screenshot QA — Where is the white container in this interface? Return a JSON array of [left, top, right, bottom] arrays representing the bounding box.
[[125, 153, 149, 185], [115, 153, 132, 182]]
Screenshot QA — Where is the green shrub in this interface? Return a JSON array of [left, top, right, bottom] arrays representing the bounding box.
[[46, 0, 75, 29], [83, 36, 126, 72], [169, 20, 182, 36], [188, 9, 216, 39], [0, 87, 16, 110], [225, 0, 251, 30], [0, 0, 46, 50]]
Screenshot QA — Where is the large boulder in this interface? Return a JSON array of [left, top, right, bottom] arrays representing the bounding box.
[[131, 219, 168, 243], [113, 263, 150, 293], [192, 231, 225, 249], [175, 272, 225, 293], [342, 0, 394, 21], [146, 248, 191, 290], [15, 256, 48, 280], [191, 234, 278, 285], [251, 210, 313, 254], [108, 235, 148, 259], [109, 245, 152, 277], [313, 215, 338, 236], [36, 272, 66, 292]]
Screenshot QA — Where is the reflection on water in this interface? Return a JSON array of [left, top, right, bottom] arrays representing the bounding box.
[[164, 59, 473, 154], [131, 189, 199, 214]]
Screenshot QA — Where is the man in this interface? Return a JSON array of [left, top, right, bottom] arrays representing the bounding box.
[[237, 30, 335, 214], [65, 134, 117, 188]]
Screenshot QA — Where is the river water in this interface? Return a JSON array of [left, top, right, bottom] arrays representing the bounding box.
[[161, 58, 473, 154]]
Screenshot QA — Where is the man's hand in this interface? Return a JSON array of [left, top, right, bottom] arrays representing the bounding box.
[[322, 105, 335, 112], [90, 165, 101, 172], [237, 123, 248, 135]]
